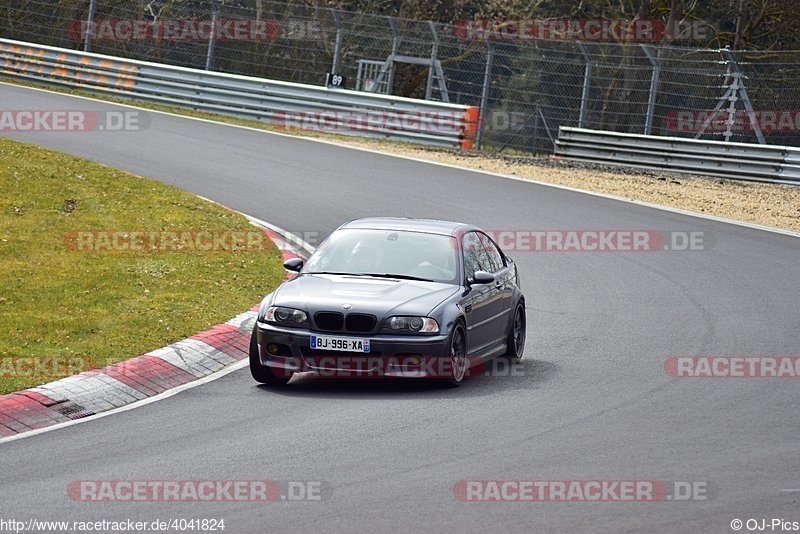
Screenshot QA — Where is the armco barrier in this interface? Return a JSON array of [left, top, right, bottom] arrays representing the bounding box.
[[555, 127, 800, 184], [0, 38, 478, 149]]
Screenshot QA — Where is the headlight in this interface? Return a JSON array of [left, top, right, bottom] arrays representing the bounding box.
[[265, 306, 309, 327], [384, 316, 439, 334]]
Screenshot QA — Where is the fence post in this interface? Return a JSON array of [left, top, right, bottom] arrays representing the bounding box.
[[205, 2, 219, 71], [578, 42, 592, 128], [83, 0, 97, 52], [386, 17, 399, 95], [724, 73, 740, 143], [425, 21, 438, 100], [331, 11, 343, 75], [476, 39, 494, 150], [641, 44, 661, 135], [722, 49, 766, 145]]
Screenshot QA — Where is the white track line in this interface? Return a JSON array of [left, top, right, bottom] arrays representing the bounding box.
[[0, 360, 247, 445], [2, 80, 798, 239]]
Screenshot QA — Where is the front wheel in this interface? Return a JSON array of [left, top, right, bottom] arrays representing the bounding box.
[[249, 325, 293, 386], [504, 303, 526, 360]]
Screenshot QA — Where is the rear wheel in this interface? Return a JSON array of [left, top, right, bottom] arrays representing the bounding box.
[[504, 302, 526, 360], [249, 325, 293, 386], [441, 322, 467, 388]]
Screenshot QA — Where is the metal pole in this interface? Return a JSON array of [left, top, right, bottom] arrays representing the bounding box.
[[693, 84, 734, 140], [331, 11, 343, 75], [83, 0, 97, 53], [724, 74, 740, 143], [722, 49, 766, 144], [475, 40, 494, 150], [387, 17, 399, 95], [641, 44, 661, 135], [205, 2, 219, 71], [425, 21, 438, 100], [355, 61, 364, 91], [578, 42, 592, 128]]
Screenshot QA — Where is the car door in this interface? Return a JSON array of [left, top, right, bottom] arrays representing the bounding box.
[[478, 232, 514, 344], [461, 231, 505, 356]]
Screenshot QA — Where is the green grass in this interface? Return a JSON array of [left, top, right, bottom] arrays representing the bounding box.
[[0, 137, 284, 394]]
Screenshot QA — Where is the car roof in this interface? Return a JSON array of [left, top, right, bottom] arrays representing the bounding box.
[[339, 217, 475, 236]]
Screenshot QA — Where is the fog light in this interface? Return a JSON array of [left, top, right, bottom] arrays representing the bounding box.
[[407, 355, 423, 366], [267, 344, 279, 354]]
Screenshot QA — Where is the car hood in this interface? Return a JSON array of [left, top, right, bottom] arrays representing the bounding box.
[[272, 274, 459, 316]]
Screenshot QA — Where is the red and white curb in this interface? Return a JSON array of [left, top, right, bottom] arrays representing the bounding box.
[[0, 219, 310, 439]]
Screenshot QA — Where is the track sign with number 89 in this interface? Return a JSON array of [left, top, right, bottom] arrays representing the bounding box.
[[326, 73, 346, 88]]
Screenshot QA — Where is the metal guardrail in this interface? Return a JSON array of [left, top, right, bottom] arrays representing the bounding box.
[[555, 127, 800, 185], [0, 38, 479, 149]]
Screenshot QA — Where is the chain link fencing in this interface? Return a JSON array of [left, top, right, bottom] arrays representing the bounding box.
[[3, 0, 800, 153]]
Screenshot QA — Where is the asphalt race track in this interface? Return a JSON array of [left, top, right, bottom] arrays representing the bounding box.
[[1, 83, 799, 533]]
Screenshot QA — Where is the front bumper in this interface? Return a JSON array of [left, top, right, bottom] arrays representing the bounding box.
[[255, 320, 452, 378]]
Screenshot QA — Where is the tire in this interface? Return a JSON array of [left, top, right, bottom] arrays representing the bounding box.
[[441, 322, 468, 388], [249, 325, 293, 386], [503, 302, 526, 360]]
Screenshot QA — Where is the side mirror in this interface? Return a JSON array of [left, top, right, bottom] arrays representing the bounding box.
[[470, 270, 495, 285], [283, 257, 304, 272]]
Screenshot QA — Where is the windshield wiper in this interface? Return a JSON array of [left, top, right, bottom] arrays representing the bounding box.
[[356, 273, 437, 282], [306, 272, 437, 282]]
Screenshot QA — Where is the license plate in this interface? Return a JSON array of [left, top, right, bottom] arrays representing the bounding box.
[[310, 335, 371, 353]]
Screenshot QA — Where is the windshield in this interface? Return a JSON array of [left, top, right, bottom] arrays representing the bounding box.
[[303, 228, 459, 284]]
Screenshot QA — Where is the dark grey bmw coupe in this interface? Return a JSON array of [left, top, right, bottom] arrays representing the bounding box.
[[250, 217, 526, 387]]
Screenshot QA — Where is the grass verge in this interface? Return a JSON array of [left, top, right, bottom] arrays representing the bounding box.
[[0, 137, 284, 394]]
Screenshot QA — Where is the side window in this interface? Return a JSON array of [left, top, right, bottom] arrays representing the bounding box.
[[479, 233, 504, 273], [462, 232, 485, 280]]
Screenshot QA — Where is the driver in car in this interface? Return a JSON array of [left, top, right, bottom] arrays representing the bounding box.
[[412, 241, 455, 280], [351, 243, 380, 272]]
